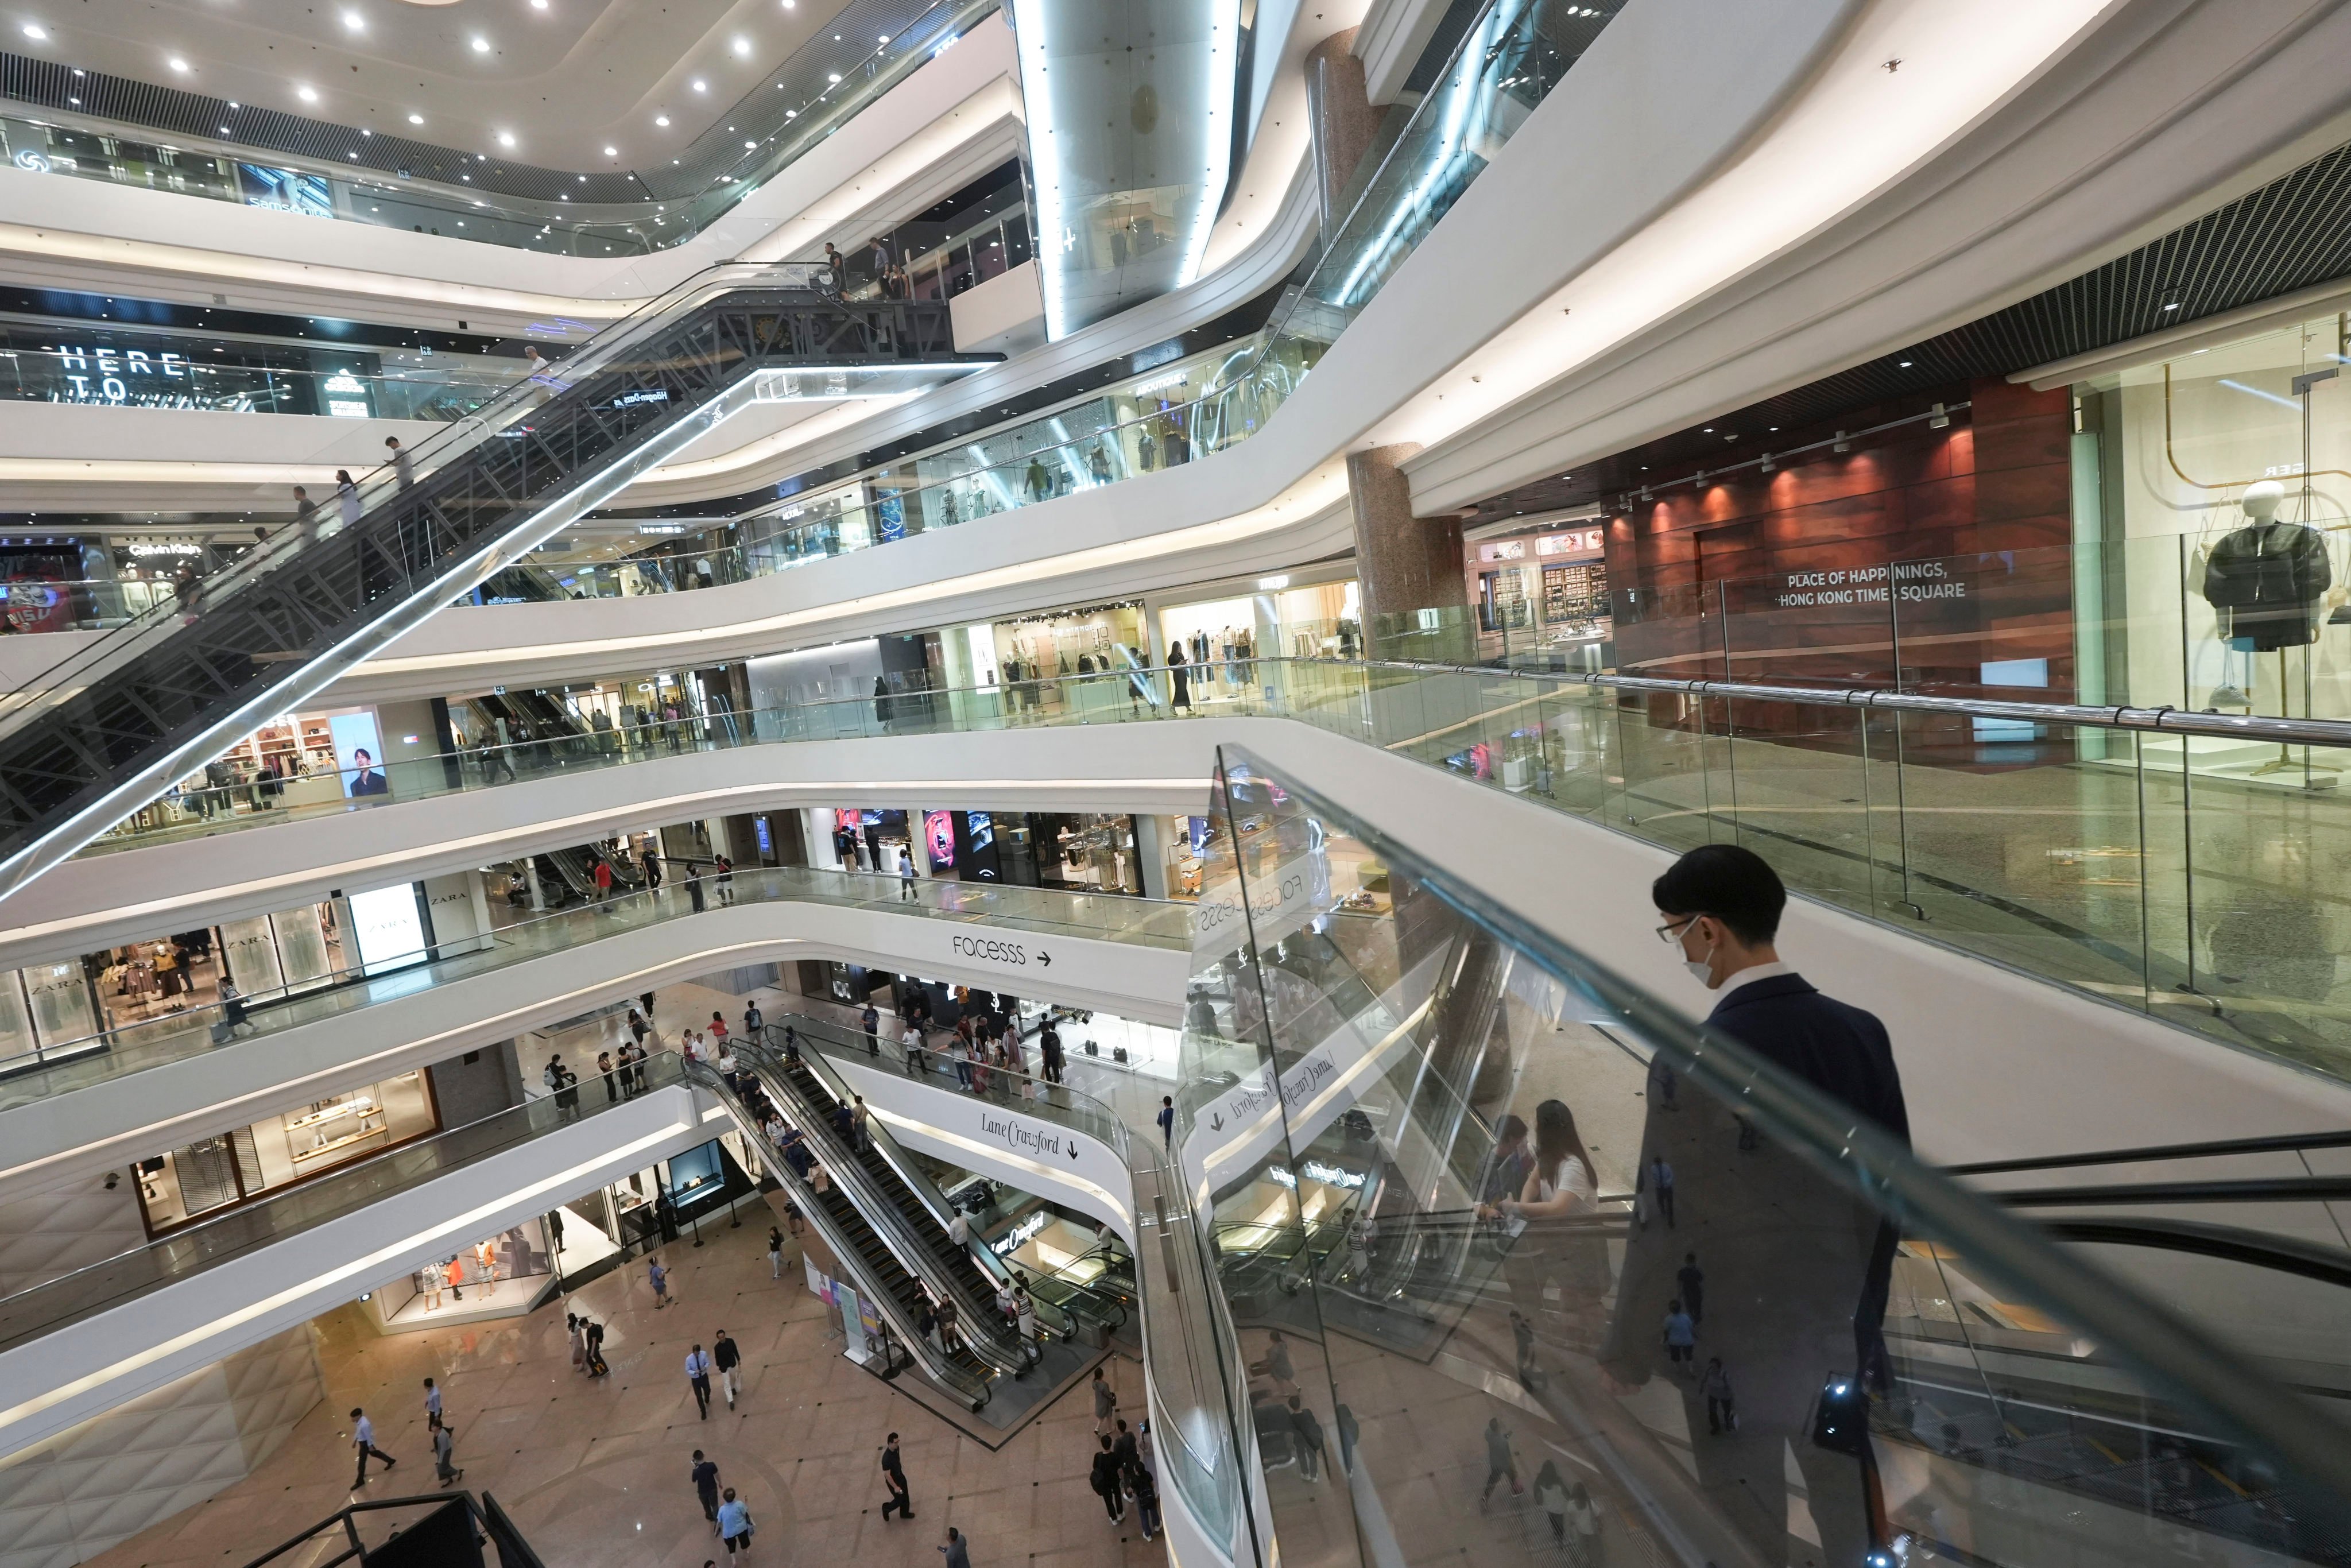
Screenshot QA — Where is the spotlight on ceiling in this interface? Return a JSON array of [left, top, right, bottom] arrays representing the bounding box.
[[731, 34, 750, 56], [498, 131, 516, 147], [167, 55, 188, 72], [408, 112, 423, 124], [20, 22, 47, 41], [603, 145, 617, 157], [297, 84, 319, 102], [470, 35, 490, 53], [342, 11, 363, 31], [654, 114, 670, 126], [691, 78, 707, 92]]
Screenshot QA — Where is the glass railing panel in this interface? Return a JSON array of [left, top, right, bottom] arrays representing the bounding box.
[[0, 0, 995, 256], [0, 861, 1189, 1096], [1715, 694, 1879, 917], [1192, 741, 2351, 1568], [0, 1052, 687, 1350], [0, 336, 530, 423]]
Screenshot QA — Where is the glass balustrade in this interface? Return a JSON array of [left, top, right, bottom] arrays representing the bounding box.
[[1176, 742, 2351, 1568], [490, 0, 1621, 600], [0, 1051, 688, 1352], [65, 656, 2351, 1088], [0, 0, 996, 257], [0, 861, 1190, 1097], [0, 337, 530, 421]]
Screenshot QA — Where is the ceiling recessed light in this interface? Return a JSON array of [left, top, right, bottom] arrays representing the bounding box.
[[743, 139, 754, 149], [167, 56, 189, 72], [654, 114, 669, 126], [20, 22, 46, 40], [603, 145, 617, 157], [297, 85, 318, 102], [219, 123, 230, 132], [781, 0, 792, 8], [1898, 359, 1913, 368], [498, 131, 516, 147], [576, 173, 586, 182], [878, 33, 888, 42], [408, 113, 423, 124], [342, 11, 363, 30], [691, 78, 707, 92], [470, 35, 490, 52], [530, 0, 547, 7], [827, 71, 841, 82], [731, 34, 750, 55]]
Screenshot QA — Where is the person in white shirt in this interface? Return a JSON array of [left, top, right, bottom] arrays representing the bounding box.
[[1484, 1098, 1605, 1338], [684, 1344, 715, 1419], [350, 1407, 396, 1486]]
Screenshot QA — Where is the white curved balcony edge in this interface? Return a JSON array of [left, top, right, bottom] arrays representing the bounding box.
[[0, 721, 1235, 970], [0, 1081, 718, 1462], [0, 894, 1191, 1202]]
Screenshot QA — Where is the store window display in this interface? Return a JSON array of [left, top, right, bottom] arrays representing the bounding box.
[[2077, 307, 2351, 765], [132, 1071, 438, 1234], [371, 1219, 553, 1329]]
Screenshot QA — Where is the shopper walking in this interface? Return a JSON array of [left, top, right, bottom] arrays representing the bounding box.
[[336, 469, 362, 529], [569, 1314, 587, 1373], [692, 1450, 723, 1532], [1479, 1416, 1520, 1507], [713, 1328, 742, 1410], [715, 1488, 753, 1558], [385, 435, 414, 489], [862, 1002, 880, 1054], [1701, 1358, 1737, 1434], [432, 1418, 462, 1484], [1677, 1251, 1705, 1325], [1288, 1395, 1324, 1481], [422, 1377, 443, 1426], [685, 1344, 715, 1418], [940, 1526, 969, 1568], [348, 1408, 396, 1487], [1128, 1439, 1162, 1540], [1535, 1461, 1571, 1547], [880, 1431, 913, 1520], [768, 1226, 786, 1278], [1157, 1095, 1175, 1151], [1563, 1483, 1602, 1567], [900, 849, 919, 900], [1090, 1436, 1126, 1521], [1091, 1366, 1118, 1436], [649, 1256, 673, 1308]]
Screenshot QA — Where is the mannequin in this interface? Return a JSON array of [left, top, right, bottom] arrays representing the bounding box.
[[2200, 480, 2338, 779]]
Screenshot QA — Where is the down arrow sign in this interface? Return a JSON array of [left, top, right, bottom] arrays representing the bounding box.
[[1207, 1113, 1223, 1132]]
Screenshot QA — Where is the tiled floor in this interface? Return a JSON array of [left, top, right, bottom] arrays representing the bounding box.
[[79, 1214, 1164, 1568]]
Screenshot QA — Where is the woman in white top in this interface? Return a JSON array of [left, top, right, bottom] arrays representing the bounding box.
[[334, 469, 362, 532], [1486, 1098, 1609, 1342]]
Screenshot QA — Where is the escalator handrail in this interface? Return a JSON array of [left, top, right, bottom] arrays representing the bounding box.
[[1951, 1128, 2351, 1176], [735, 1039, 1032, 1376], [752, 1024, 1086, 1342], [1990, 1175, 2351, 1207], [684, 1060, 993, 1406], [0, 261, 823, 722], [776, 1013, 1147, 1329], [2038, 1217, 2351, 1291], [1216, 743, 2351, 1508]]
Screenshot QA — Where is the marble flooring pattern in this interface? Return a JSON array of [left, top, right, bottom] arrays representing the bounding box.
[[78, 1219, 1165, 1568]]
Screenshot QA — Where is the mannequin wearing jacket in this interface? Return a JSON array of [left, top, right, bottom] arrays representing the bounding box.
[[2201, 481, 2333, 651]]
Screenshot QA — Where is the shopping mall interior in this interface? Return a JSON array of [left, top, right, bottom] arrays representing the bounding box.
[[3, 3, 2351, 1568]]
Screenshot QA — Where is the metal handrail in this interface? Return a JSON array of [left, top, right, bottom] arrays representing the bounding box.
[[1358, 656, 2351, 748]]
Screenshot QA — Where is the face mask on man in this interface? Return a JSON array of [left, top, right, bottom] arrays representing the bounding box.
[[1680, 920, 1715, 986]]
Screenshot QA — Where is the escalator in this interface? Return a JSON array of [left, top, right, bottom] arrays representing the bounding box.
[[739, 1033, 1035, 1377], [684, 1061, 998, 1408], [773, 1012, 1137, 1345], [0, 265, 979, 906]]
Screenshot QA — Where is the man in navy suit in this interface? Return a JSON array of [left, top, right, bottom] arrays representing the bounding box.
[[1599, 844, 1909, 1568]]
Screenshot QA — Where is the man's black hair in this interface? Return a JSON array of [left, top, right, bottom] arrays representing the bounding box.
[[1651, 844, 1785, 946]]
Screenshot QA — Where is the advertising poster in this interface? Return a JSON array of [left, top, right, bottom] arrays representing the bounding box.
[[328, 711, 389, 799], [924, 809, 955, 868]]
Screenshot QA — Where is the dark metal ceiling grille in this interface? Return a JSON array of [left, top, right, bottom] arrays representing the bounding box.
[[0, 52, 648, 202], [1469, 137, 2351, 522]]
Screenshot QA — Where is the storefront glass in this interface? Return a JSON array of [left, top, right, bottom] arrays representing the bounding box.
[[1466, 524, 1611, 666], [1156, 579, 1362, 698], [371, 1218, 553, 1328], [133, 1070, 437, 1233]]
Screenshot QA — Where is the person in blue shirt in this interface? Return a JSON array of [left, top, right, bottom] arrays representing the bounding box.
[[715, 1489, 753, 1557], [1157, 1096, 1174, 1150], [1661, 1300, 1697, 1373], [649, 1256, 672, 1308]]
